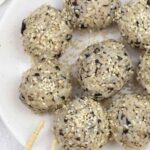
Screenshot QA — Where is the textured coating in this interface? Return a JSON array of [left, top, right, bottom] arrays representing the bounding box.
[[115, 0, 150, 49], [64, 0, 120, 30], [108, 94, 150, 150], [77, 40, 133, 101], [19, 63, 72, 113], [22, 5, 72, 63], [54, 97, 110, 150]]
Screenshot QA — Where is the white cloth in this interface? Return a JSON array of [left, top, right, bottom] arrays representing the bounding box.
[[0, 0, 23, 149]]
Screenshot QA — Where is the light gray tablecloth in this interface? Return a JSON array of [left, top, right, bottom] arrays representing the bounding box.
[[0, 0, 23, 149]]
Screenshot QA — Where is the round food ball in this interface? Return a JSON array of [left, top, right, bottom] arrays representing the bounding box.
[[108, 94, 150, 150], [21, 5, 72, 63], [137, 49, 150, 93], [19, 63, 72, 113], [115, 0, 150, 49], [54, 97, 110, 150], [64, 0, 120, 30], [77, 40, 133, 101]]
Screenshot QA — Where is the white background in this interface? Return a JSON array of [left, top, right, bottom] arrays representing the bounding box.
[[0, 0, 23, 149]]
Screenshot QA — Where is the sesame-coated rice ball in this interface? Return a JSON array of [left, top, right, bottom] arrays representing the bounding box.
[[108, 94, 150, 150], [64, 0, 120, 30], [54, 97, 110, 150], [19, 63, 72, 113], [115, 0, 150, 49], [77, 40, 133, 101], [137, 49, 150, 93], [21, 5, 72, 63]]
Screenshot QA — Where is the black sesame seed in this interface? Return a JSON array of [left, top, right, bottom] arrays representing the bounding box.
[[95, 68, 98, 74], [85, 88, 88, 91], [65, 20, 70, 26], [64, 118, 68, 123], [54, 53, 61, 58], [19, 93, 25, 101], [142, 116, 145, 121], [136, 21, 139, 27], [26, 77, 29, 82], [97, 119, 101, 123], [126, 118, 131, 125], [126, 66, 132, 71], [108, 87, 114, 91], [103, 4, 109, 7], [28, 104, 33, 109], [28, 95, 34, 101], [117, 56, 123, 61], [116, 73, 119, 77], [135, 41, 141, 45], [41, 57, 46, 61], [75, 12, 80, 18], [94, 48, 100, 53], [94, 93, 102, 97], [130, 40, 134, 44], [65, 34, 72, 41], [121, 113, 125, 120], [21, 20, 26, 35], [80, 24, 87, 29], [59, 129, 64, 136], [123, 129, 129, 134], [46, 12, 49, 16], [95, 59, 100, 63], [55, 66, 60, 70], [124, 52, 128, 56], [76, 137, 80, 141], [34, 73, 40, 77], [144, 134, 148, 138], [80, 75, 83, 80], [121, 113, 131, 125], [85, 53, 90, 58], [61, 96, 65, 100]]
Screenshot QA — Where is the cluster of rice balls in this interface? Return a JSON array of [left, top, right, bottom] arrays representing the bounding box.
[[19, 0, 150, 150]]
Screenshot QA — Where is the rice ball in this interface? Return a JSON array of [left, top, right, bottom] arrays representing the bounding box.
[[115, 0, 150, 49], [64, 0, 120, 30], [21, 5, 72, 63], [19, 63, 72, 113], [108, 94, 150, 150], [77, 40, 133, 101], [54, 97, 110, 150]]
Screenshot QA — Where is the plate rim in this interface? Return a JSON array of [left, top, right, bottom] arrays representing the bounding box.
[[0, 0, 24, 146]]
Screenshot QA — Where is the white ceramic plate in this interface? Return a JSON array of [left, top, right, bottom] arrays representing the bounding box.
[[0, 0, 149, 150]]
